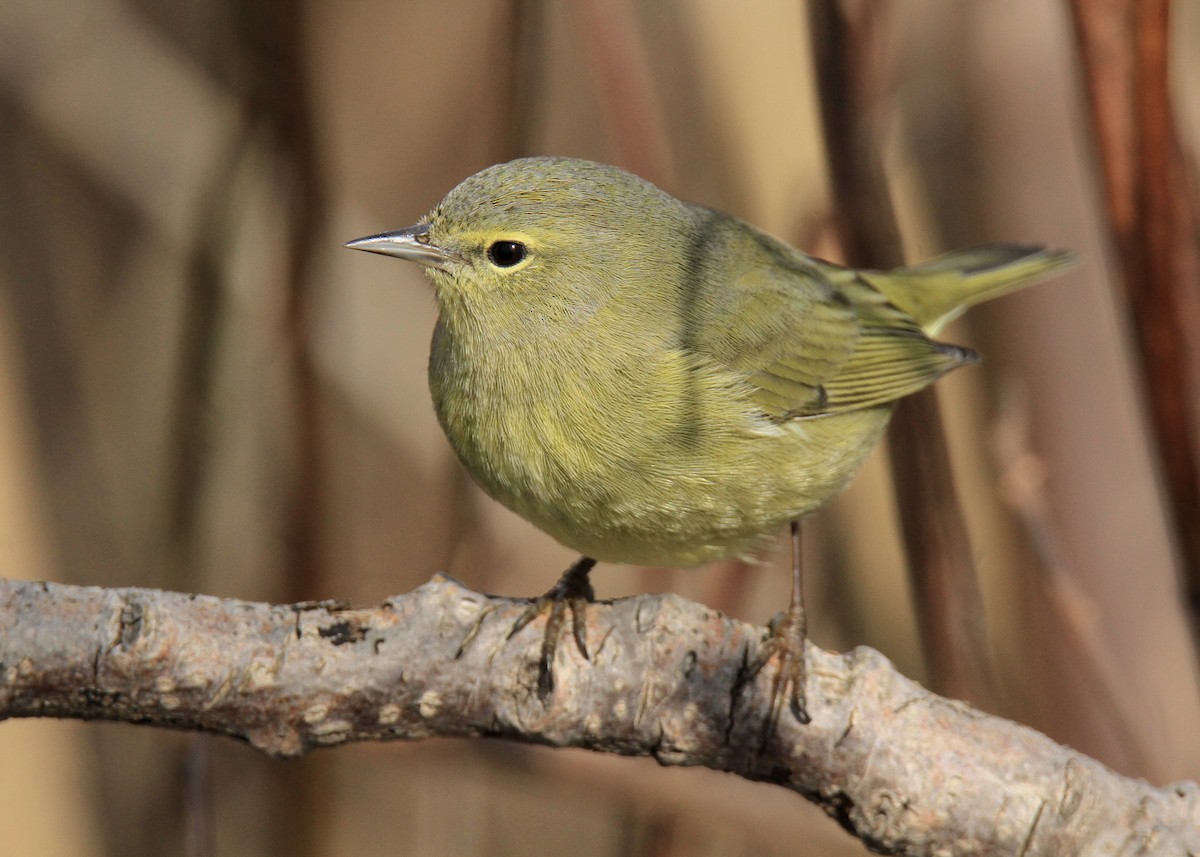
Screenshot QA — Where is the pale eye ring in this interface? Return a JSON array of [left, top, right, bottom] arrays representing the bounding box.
[[487, 240, 527, 268]]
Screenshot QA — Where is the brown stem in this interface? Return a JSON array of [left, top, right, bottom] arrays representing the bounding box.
[[1068, 0, 1200, 631], [807, 0, 996, 706]]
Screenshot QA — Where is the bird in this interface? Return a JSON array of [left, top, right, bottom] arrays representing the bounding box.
[[347, 155, 1072, 723]]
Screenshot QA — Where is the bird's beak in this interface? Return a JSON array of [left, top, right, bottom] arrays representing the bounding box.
[[344, 224, 455, 271]]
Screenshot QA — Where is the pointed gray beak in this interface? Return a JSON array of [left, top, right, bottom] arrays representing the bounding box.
[[345, 224, 455, 270]]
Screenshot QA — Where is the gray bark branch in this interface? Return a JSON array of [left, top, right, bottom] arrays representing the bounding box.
[[1, 576, 1196, 855]]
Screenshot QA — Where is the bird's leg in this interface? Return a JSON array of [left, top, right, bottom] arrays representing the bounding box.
[[507, 555, 597, 700], [755, 520, 811, 731]]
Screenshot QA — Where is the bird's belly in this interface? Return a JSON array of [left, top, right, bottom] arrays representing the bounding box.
[[441, 383, 893, 567]]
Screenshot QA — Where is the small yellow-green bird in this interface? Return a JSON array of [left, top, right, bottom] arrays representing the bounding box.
[[348, 156, 1071, 722]]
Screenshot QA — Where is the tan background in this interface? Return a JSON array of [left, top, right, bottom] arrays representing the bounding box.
[[1, 1, 1198, 854]]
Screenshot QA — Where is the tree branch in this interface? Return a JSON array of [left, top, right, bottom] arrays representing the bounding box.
[[1, 576, 1197, 854]]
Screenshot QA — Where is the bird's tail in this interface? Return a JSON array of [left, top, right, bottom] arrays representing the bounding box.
[[862, 244, 1075, 334]]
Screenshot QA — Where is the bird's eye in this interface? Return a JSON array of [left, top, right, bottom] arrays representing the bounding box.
[[487, 240, 527, 268]]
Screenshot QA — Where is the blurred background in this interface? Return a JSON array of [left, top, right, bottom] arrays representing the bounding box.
[[2, 0, 1199, 854]]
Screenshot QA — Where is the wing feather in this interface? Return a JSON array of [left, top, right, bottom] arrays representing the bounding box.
[[686, 227, 975, 419]]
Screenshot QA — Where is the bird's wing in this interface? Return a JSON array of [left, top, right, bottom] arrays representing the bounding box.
[[693, 260, 975, 419]]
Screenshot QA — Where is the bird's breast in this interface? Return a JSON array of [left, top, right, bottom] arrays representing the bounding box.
[[426, 315, 893, 566], [428, 317, 654, 515]]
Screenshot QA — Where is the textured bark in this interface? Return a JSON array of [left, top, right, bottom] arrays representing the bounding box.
[[1, 576, 1197, 855]]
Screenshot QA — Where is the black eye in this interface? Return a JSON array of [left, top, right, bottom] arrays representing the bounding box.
[[487, 240, 527, 268]]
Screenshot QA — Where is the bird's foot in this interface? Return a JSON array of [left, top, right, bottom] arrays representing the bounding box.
[[506, 556, 597, 701], [750, 604, 812, 736]]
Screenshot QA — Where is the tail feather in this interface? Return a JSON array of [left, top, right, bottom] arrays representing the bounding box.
[[862, 244, 1075, 334]]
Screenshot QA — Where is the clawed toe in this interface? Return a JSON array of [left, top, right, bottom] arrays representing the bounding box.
[[750, 609, 811, 736], [508, 592, 588, 699], [458, 556, 598, 702]]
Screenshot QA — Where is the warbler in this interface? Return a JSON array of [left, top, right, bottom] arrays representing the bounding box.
[[348, 156, 1071, 722]]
